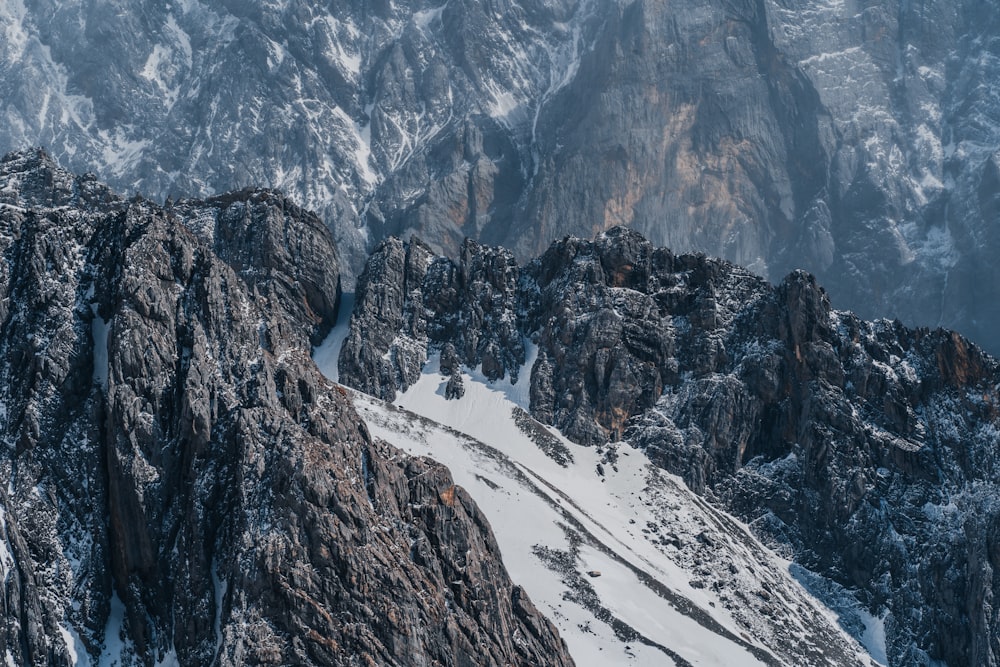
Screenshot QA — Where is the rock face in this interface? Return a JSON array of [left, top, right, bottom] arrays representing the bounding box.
[[340, 235, 524, 403], [341, 226, 1000, 667], [0, 149, 572, 666], [2, 0, 1000, 353]]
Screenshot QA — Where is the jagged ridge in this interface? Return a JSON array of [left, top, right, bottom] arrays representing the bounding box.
[[340, 226, 1000, 667], [0, 149, 572, 666]]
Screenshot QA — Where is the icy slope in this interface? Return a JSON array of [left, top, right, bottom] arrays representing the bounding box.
[[318, 336, 880, 666]]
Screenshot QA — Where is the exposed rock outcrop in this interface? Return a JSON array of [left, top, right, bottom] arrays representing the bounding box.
[[340, 235, 523, 403], [0, 149, 572, 666]]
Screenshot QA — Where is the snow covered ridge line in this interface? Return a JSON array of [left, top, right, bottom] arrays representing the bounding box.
[[333, 227, 1000, 667]]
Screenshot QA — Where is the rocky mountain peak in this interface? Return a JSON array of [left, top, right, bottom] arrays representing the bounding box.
[[5, 0, 1000, 357], [0, 155, 572, 666], [1, 147, 119, 210]]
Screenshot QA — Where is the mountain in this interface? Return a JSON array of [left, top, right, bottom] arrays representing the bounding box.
[[0, 148, 572, 666], [336, 226, 1000, 667], [2, 143, 997, 667], [340, 376, 880, 667], [2, 0, 999, 351]]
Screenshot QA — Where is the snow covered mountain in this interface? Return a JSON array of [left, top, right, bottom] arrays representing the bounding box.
[[0, 147, 894, 667], [2, 144, 998, 666], [335, 227, 1000, 666], [330, 364, 883, 667], [2, 0, 1000, 352]]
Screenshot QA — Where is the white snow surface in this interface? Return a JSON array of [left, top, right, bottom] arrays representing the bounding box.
[[858, 609, 888, 666], [312, 293, 354, 383], [313, 333, 880, 666], [97, 592, 132, 667], [59, 622, 89, 667]]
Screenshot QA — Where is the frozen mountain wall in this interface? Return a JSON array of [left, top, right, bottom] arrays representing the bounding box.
[[0, 149, 572, 666], [1, 0, 999, 352]]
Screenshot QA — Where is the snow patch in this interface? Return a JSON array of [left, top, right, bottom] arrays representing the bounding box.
[[98, 592, 133, 667], [0, 0, 30, 61], [319, 15, 361, 77], [458, 339, 537, 411], [312, 293, 354, 382], [329, 106, 378, 187], [211, 557, 228, 661], [348, 362, 878, 666], [153, 649, 180, 667], [140, 44, 181, 108], [59, 622, 91, 666], [0, 506, 15, 583], [858, 609, 889, 666], [97, 128, 152, 180], [413, 4, 447, 30], [164, 14, 193, 70]]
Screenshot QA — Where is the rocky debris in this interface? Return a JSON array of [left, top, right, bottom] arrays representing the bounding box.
[[342, 225, 1000, 666], [0, 150, 572, 667], [0, 147, 119, 209], [444, 373, 465, 400], [511, 407, 573, 467], [173, 188, 343, 347], [439, 342, 465, 399]]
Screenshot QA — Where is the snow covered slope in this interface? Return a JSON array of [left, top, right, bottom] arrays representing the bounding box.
[[316, 328, 881, 666]]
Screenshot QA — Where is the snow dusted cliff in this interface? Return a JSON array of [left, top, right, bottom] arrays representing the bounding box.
[[2, 0, 1000, 352], [335, 227, 1000, 666]]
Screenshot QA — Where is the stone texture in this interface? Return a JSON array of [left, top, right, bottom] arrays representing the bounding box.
[[0, 149, 572, 667], [3, 1, 1000, 354]]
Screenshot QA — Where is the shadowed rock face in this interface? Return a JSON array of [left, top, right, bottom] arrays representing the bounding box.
[[3, 0, 1000, 352], [341, 226, 1000, 667], [0, 149, 572, 667]]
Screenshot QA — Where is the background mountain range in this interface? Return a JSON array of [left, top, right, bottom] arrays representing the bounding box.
[[2, 0, 999, 351]]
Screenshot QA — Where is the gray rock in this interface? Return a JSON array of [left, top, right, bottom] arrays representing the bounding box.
[[340, 237, 525, 397], [0, 150, 573, 667], [4, 1, 1000, 355]]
